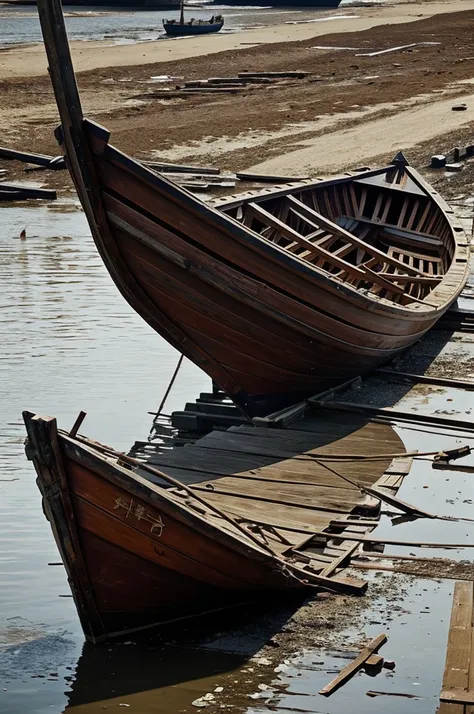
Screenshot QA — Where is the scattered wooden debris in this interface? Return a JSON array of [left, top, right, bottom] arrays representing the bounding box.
[[137, 69, 311, 101], [433, 445, 471, 464], [238, 70, 310, 79], [319, 634, 387, 696], [363, 654, 384, 671], [439, 581, 474, 712], [452, 103, 468, 111], [367, 690, 424, 699], [0, 146, 66, 169], [431, 155, 447, 168], [357, 41, 440, 57], [143, 161, 220, 175], [0, 182, 57, 201], [430, 143, 473, 168], [236, 172, 310, 183]]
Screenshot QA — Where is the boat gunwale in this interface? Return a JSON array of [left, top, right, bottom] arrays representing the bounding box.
[[86, 119, 469, 319], [58, 428, 286, 564]]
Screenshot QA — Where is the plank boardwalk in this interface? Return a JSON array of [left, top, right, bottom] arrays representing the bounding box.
[[439, 581, 474, 713], [136, 407, 412, 560]]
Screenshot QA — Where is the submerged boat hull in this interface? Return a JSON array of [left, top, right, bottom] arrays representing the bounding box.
[[24, 414, 299, 641], [24, 410, 398, 642]]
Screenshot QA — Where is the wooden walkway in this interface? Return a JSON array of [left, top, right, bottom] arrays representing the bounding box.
[[132, 401, 412, 575], [440, 581, 474, 713]]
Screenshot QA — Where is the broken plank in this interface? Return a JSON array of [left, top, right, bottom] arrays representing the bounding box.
[[319, 633, 387, 696], [0, 182, 57, 199], [238, 70, 310, 78], [142, 161, 220, 175], [319, 540, 362, 577], [236, 172, 310, 183], [439, 581, 474, 714], [364, 655, 384, 668], [440, 691, 474, 705], [364, 486, 436, 519], [0, 146, 65, 168]]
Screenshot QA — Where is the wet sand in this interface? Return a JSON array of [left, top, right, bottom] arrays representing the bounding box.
[[2, 5, 474, 199]]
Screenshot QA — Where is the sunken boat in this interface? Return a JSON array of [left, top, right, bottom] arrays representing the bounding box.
[[37, 0, 469, 420], [24, 403, 409, 643]]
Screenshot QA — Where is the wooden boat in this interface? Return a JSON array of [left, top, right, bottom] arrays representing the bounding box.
[[163, 4, 224, 37], [23, 405, 406, 643], [37, 0, 469, 418]]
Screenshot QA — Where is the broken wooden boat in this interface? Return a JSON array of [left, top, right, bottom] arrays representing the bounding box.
[[37, 0, 469, 417], [23, 406, 409, 643]]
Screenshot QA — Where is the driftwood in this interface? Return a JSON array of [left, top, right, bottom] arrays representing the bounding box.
[[0, 146, 65, 169], [238, 71, 310, 79], [237, 172, 310, 183], [142, 161, 220, 175], [0, 183, 57, 201], [319, 634, 387, 696], [367, 690, 424, 699]]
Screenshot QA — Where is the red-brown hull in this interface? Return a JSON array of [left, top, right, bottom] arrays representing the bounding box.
[[61, 122, 467, 414], [25, 414, 303, 641], [35, 0, 469, 416]]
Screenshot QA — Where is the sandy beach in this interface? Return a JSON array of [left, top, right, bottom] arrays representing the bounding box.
[[1, 0, 474, 194]]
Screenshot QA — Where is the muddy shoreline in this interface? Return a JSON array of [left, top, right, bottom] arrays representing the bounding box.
[[2, 6, 474, 195]]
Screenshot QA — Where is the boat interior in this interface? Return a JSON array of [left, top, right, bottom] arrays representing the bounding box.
[[221, 164, 454, 305]]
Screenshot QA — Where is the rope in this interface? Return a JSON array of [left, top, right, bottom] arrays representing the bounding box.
[[148, 354, 184, 440]]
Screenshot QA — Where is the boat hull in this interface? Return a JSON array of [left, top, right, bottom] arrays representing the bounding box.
[[62, 119, 467, 415], [24, 414, 301, 642], [36, 0, 469, 416], [163, 20, 224, 36]]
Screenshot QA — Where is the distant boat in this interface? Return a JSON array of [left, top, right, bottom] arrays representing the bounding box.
[[163, 0, 223, 36]]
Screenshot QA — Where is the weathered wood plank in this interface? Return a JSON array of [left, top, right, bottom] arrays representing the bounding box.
[[439, 581, 474, 714], [319, 633, 387, 696]]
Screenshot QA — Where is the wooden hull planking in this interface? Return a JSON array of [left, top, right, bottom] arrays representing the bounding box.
[[24, 413, 306, 642], [36, 0, 470, 416]]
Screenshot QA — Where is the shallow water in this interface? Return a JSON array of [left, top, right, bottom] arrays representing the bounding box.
[[0, 200, 211, 713], [0, 2, 371, 46]]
